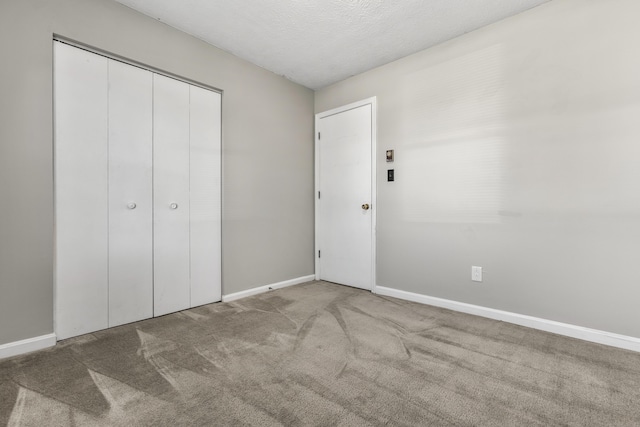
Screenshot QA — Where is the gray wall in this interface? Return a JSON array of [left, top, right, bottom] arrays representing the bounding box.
[[0, 0, 314, 345], [316, 0, 640, 338]]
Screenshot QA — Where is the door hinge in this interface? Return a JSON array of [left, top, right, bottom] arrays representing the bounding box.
[[318, 191, 321, 199], [318, 250, 321, 258], [318, 132, 321, 140]]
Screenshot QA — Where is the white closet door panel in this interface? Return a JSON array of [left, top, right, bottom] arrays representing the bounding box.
[[108, 60, 153, 327], [189, 86, 222, 307], [54, 42, 109, 339], [153, 74, 191, 316]]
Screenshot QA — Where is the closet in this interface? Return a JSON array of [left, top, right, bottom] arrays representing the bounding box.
[[54, 41, 221, 340]]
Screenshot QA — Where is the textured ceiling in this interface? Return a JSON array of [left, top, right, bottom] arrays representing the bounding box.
[[114, 0, 551, 90]]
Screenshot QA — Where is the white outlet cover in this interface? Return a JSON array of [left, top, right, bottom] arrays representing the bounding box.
[[472, 266, 483, 282]]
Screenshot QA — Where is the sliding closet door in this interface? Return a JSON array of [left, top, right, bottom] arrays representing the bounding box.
[[190, 86, 222, 306], [153, 74, 191, 316], [54, 42, 109, 339], [108, 60, 153, 327]]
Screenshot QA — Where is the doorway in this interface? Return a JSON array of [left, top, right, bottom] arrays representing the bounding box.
[[315, 98, 376, 290]]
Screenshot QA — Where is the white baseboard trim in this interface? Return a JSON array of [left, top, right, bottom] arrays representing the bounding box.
[[222, 275, 316, 303], [375, 286, 640, 353], [0, 333, 57, 360]]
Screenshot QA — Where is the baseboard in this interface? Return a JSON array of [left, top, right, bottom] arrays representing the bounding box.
[[0, 333, 57, 360], [375, 286, 640, 353], [222, 275, 316, 303]]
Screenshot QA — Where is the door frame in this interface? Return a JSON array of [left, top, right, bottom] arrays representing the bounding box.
[[314, 97, 377, 291]]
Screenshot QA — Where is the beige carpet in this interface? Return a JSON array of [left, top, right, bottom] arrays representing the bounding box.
[[1, 281, 639, 426]]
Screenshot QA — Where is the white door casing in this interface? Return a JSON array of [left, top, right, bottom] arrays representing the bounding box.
[[315, 98, 377, 291]]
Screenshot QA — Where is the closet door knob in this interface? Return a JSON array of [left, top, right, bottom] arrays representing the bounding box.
[[127, 202, 137, 210], [170, 203, 178, 210]]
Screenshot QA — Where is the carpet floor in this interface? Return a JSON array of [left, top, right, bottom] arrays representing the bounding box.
[[1, 281, 639, 426]]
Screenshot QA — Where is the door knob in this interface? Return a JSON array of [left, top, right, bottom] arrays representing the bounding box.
[[127, 202, 137, 210], [170, 203, 178, 210], [362, 203, 370, 210]]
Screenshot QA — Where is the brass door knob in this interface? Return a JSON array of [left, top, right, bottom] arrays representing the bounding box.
[[362, 203, 370, 210]]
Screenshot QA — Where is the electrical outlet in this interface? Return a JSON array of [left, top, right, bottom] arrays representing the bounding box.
[[471, 266, 483, 282]]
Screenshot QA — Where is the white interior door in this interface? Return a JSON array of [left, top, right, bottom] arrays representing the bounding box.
[[54, 42, 109, 339], [107, 59, 153, 327], [316, 100, 375, 290], [189, 86, 222, 306], [153, 74, 191, 316]]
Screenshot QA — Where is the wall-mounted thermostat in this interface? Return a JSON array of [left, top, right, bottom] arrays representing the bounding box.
[[386, 149, 394, 162]]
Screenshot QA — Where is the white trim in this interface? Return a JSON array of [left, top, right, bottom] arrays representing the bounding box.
[[315, 97, 377, 291], [370, 100, 378, 293], [314, 113, 320, 281], [375, 286, 640, 353], [222, 275, 315, 303], [0, 333, 57, 360]]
